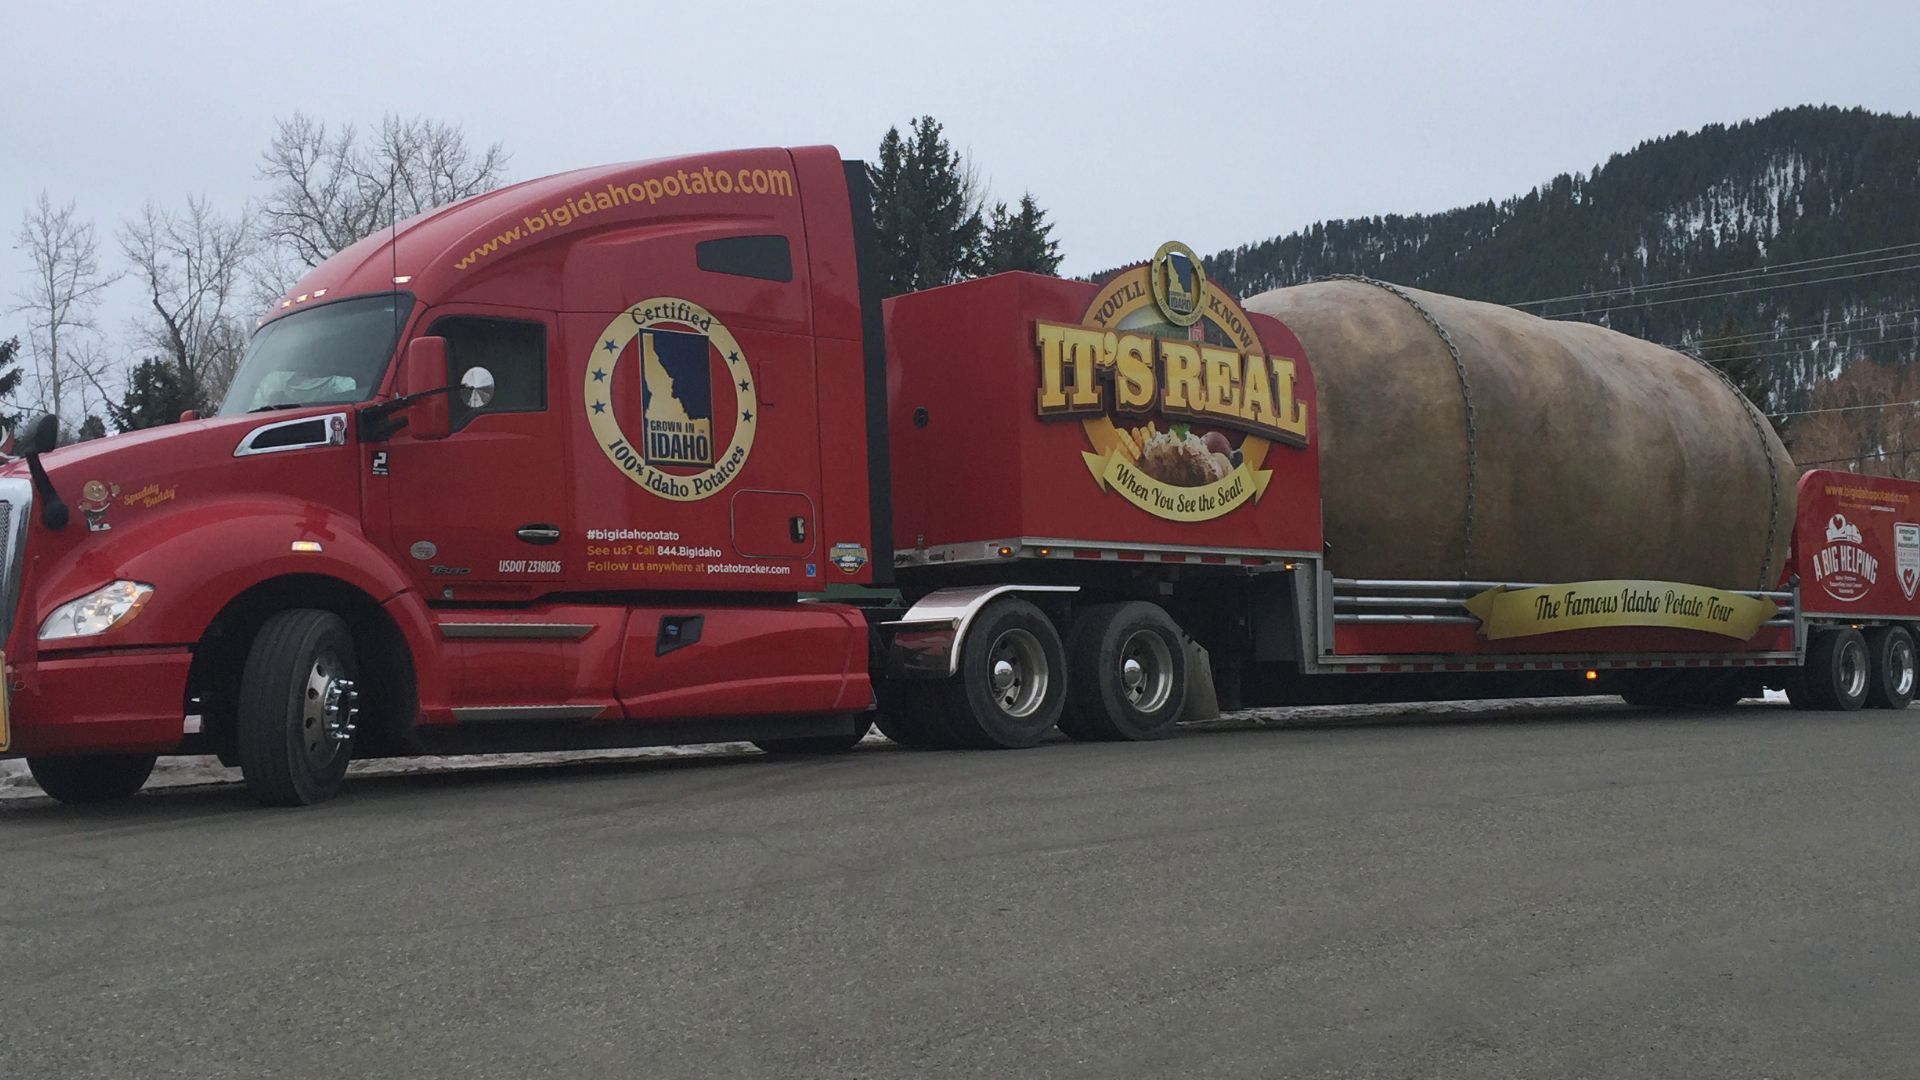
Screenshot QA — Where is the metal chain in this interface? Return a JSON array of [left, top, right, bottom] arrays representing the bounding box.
[[1330, 275, 1479, 575], [1681, 348, 1783, 590]]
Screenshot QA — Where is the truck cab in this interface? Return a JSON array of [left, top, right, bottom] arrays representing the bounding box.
[[2, 146, 889, 804]]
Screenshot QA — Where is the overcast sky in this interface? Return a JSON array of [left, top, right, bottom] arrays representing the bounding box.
[[4, 0, 1917, 393]]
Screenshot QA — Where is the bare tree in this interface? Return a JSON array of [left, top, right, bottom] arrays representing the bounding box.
[[11, 192, 119, 426], [253, 112, 508, 300], [120, 197, 255, 413], [1791, 359, 1920, 480]]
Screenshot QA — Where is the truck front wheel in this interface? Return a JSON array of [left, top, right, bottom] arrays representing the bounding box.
[[26, 754, 156, 804], [1804, 628, 1870, 711], [236, 609, 360, 806], [935, 598, 1066, 749], [1060, 602, 1188, 741], [1865, 626, 1916, 710], [872, 680, 943, 748]]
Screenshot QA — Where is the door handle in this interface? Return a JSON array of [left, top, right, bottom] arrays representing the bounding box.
[[517, 524, 562, 545], [789, 516, 807, 544]]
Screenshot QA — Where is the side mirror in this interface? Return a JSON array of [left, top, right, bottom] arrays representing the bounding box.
[[179, 409, 199, 423], [402, 336, 450, 441], [23, 413, 60, 456], [20, 414, 69, 529]]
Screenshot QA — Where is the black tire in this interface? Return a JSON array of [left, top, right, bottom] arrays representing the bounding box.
[[753, 715, 874, 755], [237, 609, 359, 806], [1804, 628, 1870, 711], [933, 598, 1066, 749], [1865, 626, 1916, 710], [872, 680, 945, 748], [1059, 602, 1189, 741], [25, 754, 156, 804]]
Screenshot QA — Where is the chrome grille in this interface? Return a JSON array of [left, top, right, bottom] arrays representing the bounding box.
[[0, 478, 32, 644]]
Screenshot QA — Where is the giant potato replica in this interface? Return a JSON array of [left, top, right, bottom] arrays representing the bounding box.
[[1242, 279, 1795, 591]]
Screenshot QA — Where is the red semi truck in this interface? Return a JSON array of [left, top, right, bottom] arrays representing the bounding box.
[[0, 145, 1909, 805]]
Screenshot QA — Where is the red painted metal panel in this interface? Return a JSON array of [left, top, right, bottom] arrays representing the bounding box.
[[1795, 469, 1920, 619], [886, 272, 1324, 560]]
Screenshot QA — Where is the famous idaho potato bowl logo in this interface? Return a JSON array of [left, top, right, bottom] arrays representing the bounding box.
[[1036, 243, 1310, 521], [585, 297, 756, 500]]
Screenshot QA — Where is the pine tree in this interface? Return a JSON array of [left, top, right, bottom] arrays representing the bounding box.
[[110, 357, 193, 432], [76, 415, 107, 441], [1701, 316, 1783, 439], [866, 117, 984, 297], [981, 194, 1062, 275], [0, 337, 24, 427]]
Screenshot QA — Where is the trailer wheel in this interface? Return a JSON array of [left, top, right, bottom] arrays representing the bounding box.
[[935, 598, 1065, 749], [25, 754, 156, 804], [1804, 628, 1870, 711], [1865, 626, 1916, 710], [1059, 602, 1188, 741], [236, 609, 359, 806], [753, 715, 874, 755]]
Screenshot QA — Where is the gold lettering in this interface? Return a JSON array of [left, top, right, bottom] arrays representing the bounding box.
[[1201, 346, 1242, 419], [1240, 351, 1275, 425], [1270, 356, 1310, 441], [1113, 333, 1155, 411], [1062, 327, 1105, 410], [1158, 340, 1204, 415], [1035, 322, 1070, 412]]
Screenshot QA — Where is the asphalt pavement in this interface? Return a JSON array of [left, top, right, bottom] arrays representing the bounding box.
[[3, 698, 1918, 1079]]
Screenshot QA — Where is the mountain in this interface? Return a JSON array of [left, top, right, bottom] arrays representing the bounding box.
[[1200, 106, 1920, 423]]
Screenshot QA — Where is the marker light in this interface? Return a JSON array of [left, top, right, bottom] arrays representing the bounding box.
[[1585, 669, 1599, 681], [40, 581, 154, 640], [290, 540, 323, 553], [997, 546, 1014, 558]]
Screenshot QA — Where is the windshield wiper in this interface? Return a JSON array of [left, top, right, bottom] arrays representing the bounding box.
[[247, 403, 306, 413]]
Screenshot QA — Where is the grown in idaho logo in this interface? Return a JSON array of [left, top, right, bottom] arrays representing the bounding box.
[[1034, 242, 1311, 522], [585, 297, 756, 500]]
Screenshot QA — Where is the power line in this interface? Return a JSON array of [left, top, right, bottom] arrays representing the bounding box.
[[1703, 332, 1920, 367], [1513, 240, 1920, 308], [1798, 447, 1920, 468], [1770, 396, 1920, 420], [1681, 308, 1920, 348], [1551, 260, 1920, 320]]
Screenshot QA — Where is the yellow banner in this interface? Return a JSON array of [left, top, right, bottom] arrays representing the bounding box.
[[1077, 417, 1274, 521], [1462, 580, 1779, 641]]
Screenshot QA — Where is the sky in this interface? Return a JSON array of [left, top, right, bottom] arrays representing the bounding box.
[[3, 0, 1918, 408]]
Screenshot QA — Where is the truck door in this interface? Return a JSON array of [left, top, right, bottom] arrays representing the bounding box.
[[379, 307, 571, 599], [564, 228, 824, 593]]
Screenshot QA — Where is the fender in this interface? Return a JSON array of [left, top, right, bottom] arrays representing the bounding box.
[[34, 494, 415, 652], [881, 584, 1079, 678]]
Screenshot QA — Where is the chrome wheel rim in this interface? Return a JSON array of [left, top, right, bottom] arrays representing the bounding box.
[[302, 652, 358, 766], [986, 628, 1048, 718], [1893, 638, 1916, 698], [1841, 642, 1869, 701], [1117, 629, 1175, 713]]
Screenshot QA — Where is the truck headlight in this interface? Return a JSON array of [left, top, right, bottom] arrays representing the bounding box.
[[39, 581, 155, 640]]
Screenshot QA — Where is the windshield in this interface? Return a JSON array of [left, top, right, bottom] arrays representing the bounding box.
[[218, 294, 415, 415]]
